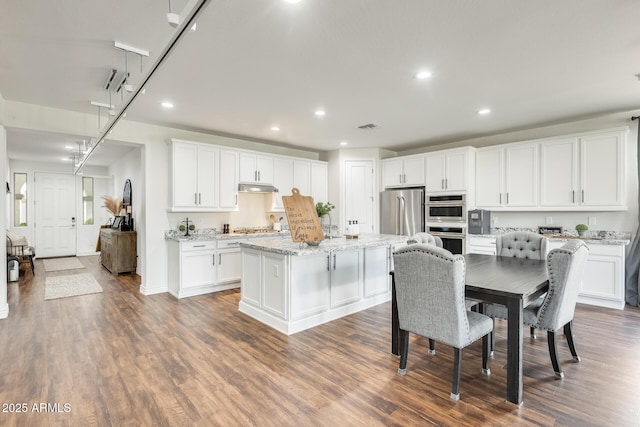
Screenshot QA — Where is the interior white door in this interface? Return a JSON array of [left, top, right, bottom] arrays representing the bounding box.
[[344, 160, 374, 233], [35, 172, 77, 257]]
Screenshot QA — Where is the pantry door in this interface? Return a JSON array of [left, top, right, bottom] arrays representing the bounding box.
[[35, 172, 77, 257], [344, 160, 375, 233]]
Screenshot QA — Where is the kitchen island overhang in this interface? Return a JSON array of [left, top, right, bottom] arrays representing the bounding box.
[[239, 234, 408, 335]]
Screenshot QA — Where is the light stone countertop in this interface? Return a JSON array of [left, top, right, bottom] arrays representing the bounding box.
[[469, 228, 630, 246], [165, 230, 290, 242], [240, 233, 408, 256]]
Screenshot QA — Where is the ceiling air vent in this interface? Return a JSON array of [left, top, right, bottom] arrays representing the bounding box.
[[356, 123, 379, 130]]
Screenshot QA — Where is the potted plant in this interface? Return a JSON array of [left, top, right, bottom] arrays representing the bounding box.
[[315, 202, 335, 218], [575, 223, 588, 237]]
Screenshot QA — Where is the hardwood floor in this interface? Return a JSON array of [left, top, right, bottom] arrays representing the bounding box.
[[1, 256, 640, 426]]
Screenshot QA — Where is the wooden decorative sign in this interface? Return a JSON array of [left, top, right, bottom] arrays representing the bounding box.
[[282, 188, 325, 243]]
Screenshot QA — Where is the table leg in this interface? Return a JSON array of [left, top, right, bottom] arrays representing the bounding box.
[[391, 272, 399, 356], [506, 297, 524, 405]]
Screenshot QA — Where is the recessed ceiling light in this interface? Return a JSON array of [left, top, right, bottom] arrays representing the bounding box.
[[65, 145, 74, 150], [271, 126, 280, 131], [315, 110, 326, 117], [161, 101, 174, 108], [415, 71, 432, 79], [340, 141, 348, 146], [477, 108, 491, 115]]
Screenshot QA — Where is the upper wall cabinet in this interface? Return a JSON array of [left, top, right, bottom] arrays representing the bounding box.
[[425, 148, 473, 193], [477, 127, 627, 211], [540, 130, 626, 209], [382, 155, 425, 188], [475, 142, 538, 208], [169, 140, 238, 212], [270, 158, 328, 212], [240, 153, 274, 184]]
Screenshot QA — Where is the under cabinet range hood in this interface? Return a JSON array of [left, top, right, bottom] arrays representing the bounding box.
[[237, 183, 279, 193]]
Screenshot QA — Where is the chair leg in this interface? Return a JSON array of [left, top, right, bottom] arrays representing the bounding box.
[[547, 331, 564, 379], [451, 348, 462, 401], [489, 318, 495, 356], [29, 256, 35, 275], [482, 333, 491, 375], [398, 329, 410, 375], [564, 321, 581, 362], [530, 326, 536, 339], [428, 339, 436, 355]]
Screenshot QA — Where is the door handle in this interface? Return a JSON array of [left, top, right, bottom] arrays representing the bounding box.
[[71, 217, 76, 228]]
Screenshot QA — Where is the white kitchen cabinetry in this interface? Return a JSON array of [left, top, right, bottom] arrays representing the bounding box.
[[170, 140, 238, 212], [382, 155, 425, 188], [167, 238, 245, 298], [272, 157, 293, 211], [240, 244, 393, 335], [310, 162, 328, 203], [240, 152, 274, 184], [171, 141, 217, 209], [293, 160, 311, 195], [425, 148, 472, 192], [475, 143, 537, 208], [540, 138, 579, 208], [466, 236, 497, 255], [540, 129, 626, 209], [547, 240, 625, 310], [364, 246, 390, 298], [580, 131, 625, 208], [218, 150, 239, 210], [329, 250, 362, 308]]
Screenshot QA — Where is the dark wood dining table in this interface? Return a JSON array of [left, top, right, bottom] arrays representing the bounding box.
[[390, 253, 549, 405]]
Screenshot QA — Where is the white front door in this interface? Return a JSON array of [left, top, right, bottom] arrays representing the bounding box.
[[35, 172, 77, 258], [344, 160, 375, 233]]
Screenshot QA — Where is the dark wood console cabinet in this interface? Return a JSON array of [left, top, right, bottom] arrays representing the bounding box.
[[100, 229, 137, 275]]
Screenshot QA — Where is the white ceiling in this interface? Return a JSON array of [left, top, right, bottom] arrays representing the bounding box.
[[2, 0, 640, 166]]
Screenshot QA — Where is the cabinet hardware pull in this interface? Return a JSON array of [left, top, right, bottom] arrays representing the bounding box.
[[258, 170, 261, 181], [506, 193, 509, 204], [194, 193, 198, 205], [199, 193, 201, 205], [499, 193, 502, 204], [219, 254, 222, 264], [193, 245, 206, 247], [212, 254, 215, 265], [445, 178, 448, 189], [327, 255, 330, 271], [333, 254, 337, 270], [441, 179, 445, 189], [572, 190, 575, 203], [403, 173, 406, 183], [582, 190, 585, 203], [399, 174, 402, 184]]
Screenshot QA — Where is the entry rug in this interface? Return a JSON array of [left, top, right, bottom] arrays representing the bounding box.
[[44, 273, 103, 300], [43, 257, 85, 272]]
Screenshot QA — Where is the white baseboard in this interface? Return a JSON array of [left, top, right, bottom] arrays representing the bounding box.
[[140, 283, 168, 296]]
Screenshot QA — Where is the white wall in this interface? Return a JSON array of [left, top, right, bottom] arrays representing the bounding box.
[[0, 125, 9, 318]]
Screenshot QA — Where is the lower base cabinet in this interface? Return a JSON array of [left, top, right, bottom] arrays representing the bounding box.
[[168, 238, 245, 298], [240, 245, 392, 335], [548, 240, 625, 310]]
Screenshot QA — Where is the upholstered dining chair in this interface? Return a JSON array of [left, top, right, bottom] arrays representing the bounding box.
[[407, 232, 443, 247], [393, 244, 493, 401], [494, 231, 549, 342], [485, 240, 589, 378], [6, 230, 35, 276]]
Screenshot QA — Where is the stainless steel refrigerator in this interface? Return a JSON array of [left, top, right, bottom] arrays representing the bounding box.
[[380, 187, 425, 236]]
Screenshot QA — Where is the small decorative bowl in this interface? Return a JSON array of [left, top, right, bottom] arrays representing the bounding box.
[[305, 240, 321, 246]]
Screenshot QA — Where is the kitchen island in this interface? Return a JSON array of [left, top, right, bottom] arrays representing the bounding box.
[[239, 233, 408, 335]]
